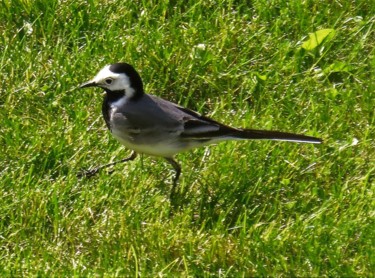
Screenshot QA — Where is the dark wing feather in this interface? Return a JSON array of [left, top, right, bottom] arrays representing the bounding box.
[[175, 106, 322, 143], [175, 106, 240, 139]]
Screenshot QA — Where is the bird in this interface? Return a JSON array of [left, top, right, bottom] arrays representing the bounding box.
[[79, 62, 322, 198]]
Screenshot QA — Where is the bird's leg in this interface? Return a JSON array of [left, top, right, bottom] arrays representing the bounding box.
[[164, 157, 181, 200], [78, 151, 137, 178]]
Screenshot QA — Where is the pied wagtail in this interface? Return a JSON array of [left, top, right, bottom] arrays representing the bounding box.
[[79, 63, 322, 197]]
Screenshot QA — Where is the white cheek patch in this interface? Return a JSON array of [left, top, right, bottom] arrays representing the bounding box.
[[93, 65, 135, 98], [115, 74, 135, 98]]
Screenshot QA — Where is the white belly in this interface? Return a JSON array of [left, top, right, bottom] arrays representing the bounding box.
[[111, 128, 187, 157]]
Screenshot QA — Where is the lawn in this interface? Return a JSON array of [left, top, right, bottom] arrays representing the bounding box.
[[0, 0, 374, 276]]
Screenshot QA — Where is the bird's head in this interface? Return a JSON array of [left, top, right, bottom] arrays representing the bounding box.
[[80, 63, 144, 99]]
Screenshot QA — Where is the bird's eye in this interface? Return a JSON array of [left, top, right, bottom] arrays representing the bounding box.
[[105, 78, 113, 85]]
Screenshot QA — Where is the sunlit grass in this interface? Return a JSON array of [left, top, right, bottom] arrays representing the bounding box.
[[0, 0, 374, 276]]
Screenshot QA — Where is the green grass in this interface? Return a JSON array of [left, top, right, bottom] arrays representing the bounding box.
[[1, 0, 374, 276]]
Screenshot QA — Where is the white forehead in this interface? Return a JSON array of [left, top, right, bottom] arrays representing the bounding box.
[[92, 65, 121, 82], [92, 65, 134, 95]]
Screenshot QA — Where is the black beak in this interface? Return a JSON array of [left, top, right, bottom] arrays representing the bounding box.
[[79, 80, 97, 88]]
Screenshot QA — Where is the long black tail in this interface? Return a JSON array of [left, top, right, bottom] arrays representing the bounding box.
[[178, 106, 322, 144], [232, 128, 322, 144], [182, 124, 322, 144]]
